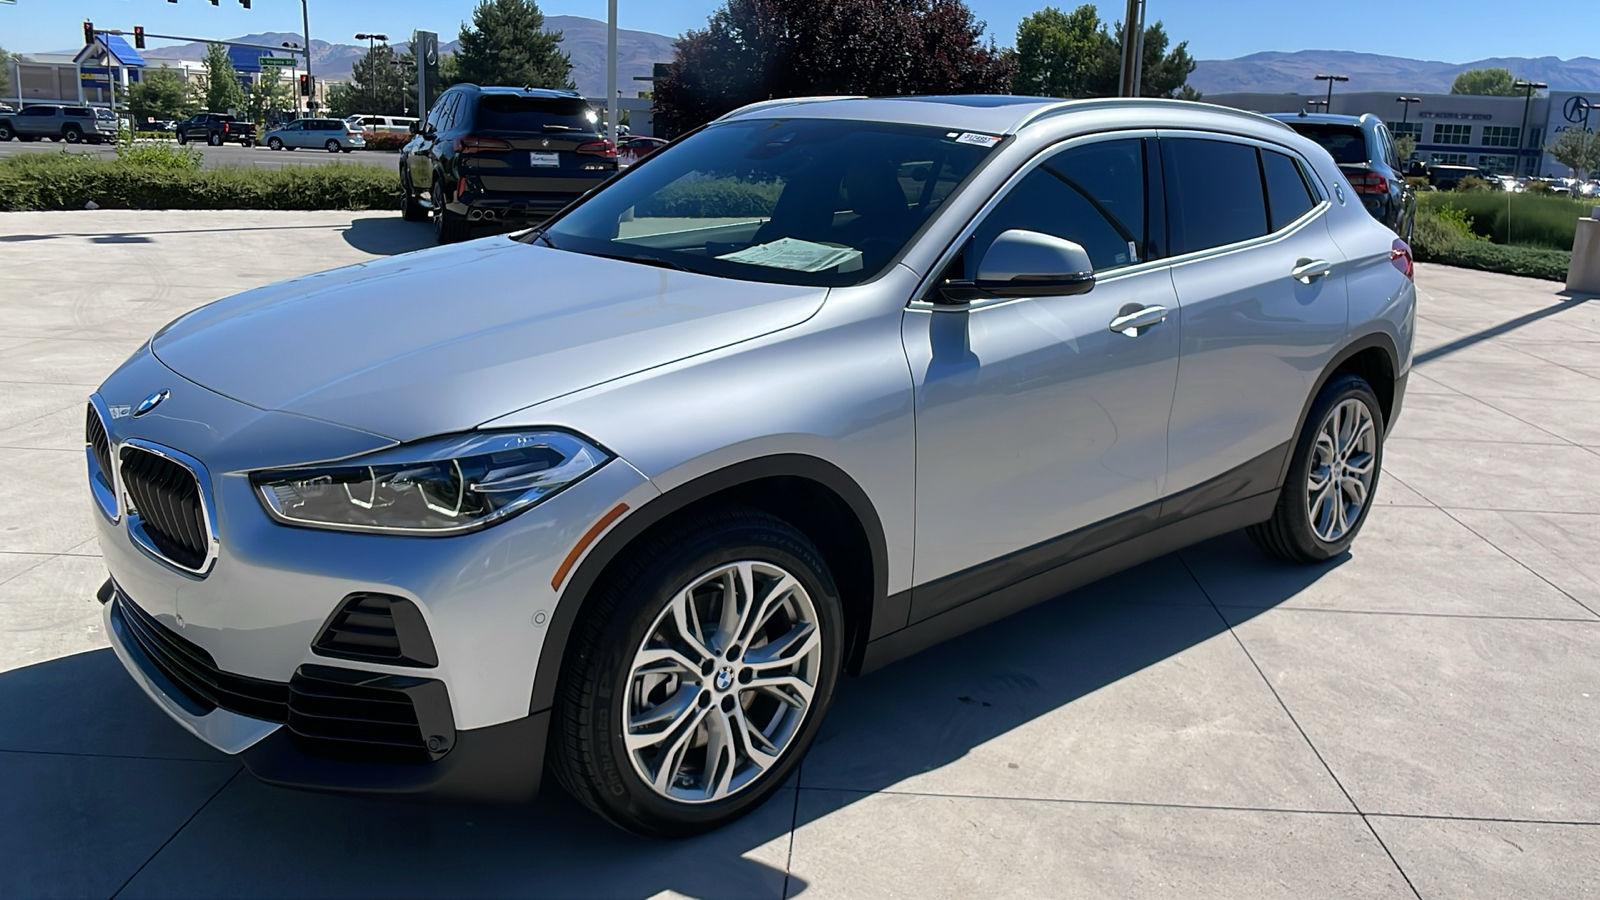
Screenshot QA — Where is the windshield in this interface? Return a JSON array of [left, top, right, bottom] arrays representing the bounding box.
[[476, 96, 598, 134], [532, 118, 1001, 287], [1288, 124, 1369, 165]]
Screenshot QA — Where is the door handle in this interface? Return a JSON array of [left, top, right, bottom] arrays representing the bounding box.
[[1292, 258, 1334, 283], [1108, 305, 1170, 337]]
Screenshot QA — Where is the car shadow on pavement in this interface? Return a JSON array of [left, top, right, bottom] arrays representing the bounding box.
[[340, 216, 437, 257], [0, 538, 1340, 899]]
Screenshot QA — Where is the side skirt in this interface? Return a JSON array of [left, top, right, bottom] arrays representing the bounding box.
[[859, 489, 1279, 674]]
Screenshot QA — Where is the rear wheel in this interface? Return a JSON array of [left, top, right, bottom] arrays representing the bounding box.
[[400, 168, 428, 222], [1248, 373, 1385, 563], [207, 133, 222, 147], [267, 137, 284, 151], [552, 508, 843, 837], [432, 176, 468, 244], [325, 139, 341, 153]]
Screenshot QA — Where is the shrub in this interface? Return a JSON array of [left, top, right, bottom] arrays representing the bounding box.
[[361, 132, 409, 152], [0, 153, 398, 211], [112, 128, 203, 171], [1455, 175, 1493, 192], [634, 178, 784, 218], [1410, 202, 1482, 259], [1418, 191, 1590, 250], [1424, 242, 1571, 282]]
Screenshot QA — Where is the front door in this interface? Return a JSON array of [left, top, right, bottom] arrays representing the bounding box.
[[905, 136, 1180, 622]]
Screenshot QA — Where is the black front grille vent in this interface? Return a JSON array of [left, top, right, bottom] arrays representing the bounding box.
[[120, 447, 209, 570], [85, 405, 112, 483], [114, 593, 290, 722], [313, 593, 439, 667], [288, 665, 455, 764]]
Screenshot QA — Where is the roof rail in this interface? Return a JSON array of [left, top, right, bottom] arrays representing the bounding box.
[[715, 96, 870, 122], [1015, 96, 1295, 133]]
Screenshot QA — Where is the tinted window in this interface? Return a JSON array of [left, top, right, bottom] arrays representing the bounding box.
[[430, 94, 459, 130], [1261, 150, 1316, 231], [19, 107, 57, 117], [64, 107, 91, 117], [1162, 138, 1269, 255], [474, 95, 597, 134], [1286, 124, 1368, 165], [969, 139, 1148, 273]]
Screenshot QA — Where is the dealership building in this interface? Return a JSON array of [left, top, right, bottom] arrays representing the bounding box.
[[1208, 89, 1598, 177]]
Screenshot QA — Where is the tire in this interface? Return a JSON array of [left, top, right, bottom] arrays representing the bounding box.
[[0, 125, 13, 142], [267, 137, 284, 151], [208, 133, 222, 147], [1248, 373, 1385, 563], [63, 126, 83, 144], [552, 507, 843, 837], [241, 139, 255, 148], [177, 133, 187, 145], [325, 140, 341, 153], [400, 169, 428, 222], [432, 176, 468, 244]]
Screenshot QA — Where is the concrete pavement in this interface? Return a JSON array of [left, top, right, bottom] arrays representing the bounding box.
[[2, 211, 1598, 898]]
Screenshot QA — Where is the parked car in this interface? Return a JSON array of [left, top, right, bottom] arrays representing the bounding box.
[[1425, 164, 1491, 191], [88, 96, 1413, 837], [399, 84, 618, 243], [263, 118, 366, 153], [617, 135, 669, 167], [1267, 112, 1415, 242], [175, 113, 256, 147], [0, 104, 118, 144], [135, 118, 178, 133], [347, 114, 420, 135]]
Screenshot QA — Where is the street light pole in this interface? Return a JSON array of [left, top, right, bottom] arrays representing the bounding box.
[[1514, 80, 1547, 177], [1315, 74, 1349, 112], [356, 33, 389, 113], [1396, 96, 1420, 125], [607, 0, 619, 143]]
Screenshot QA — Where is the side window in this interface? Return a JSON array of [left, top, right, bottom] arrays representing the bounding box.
[[967, 138, 1148, 275], [1161, 138, 1268, 255], [428, 94, 455, 131], [1261, 150, 1317, 231]]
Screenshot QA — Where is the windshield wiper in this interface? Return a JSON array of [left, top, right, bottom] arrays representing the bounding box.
[[605, 252, 691, 273]]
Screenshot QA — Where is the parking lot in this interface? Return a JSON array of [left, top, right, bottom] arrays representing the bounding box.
[[1, 209, 1598, 898], [0, 140, 397, 170]]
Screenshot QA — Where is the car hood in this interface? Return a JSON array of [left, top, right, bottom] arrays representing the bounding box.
[[152, 238, 828, 442]]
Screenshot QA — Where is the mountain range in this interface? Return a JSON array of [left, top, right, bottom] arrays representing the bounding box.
[[132, 16, 676, 99], [55, 19, 1600, 99]]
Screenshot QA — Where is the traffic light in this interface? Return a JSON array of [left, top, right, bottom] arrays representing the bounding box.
[[239, 0, 252, 8], [133, 27, 146, 50], [299, 74, 312, 97], [83, 21, 95, 46]]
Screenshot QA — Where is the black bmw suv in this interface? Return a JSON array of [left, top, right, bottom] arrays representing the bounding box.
[[1267, 112, 1416, 243], [401, 85, 618, 244]]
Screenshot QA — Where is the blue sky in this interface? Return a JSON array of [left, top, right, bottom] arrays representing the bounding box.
[[2, 0, 1593, 62]]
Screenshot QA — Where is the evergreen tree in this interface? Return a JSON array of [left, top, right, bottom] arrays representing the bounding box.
[[1450, 68, 1520, 97], [202, 43, 247, 113], [452, 0, 573, 90], [344, 44, 418, 116]]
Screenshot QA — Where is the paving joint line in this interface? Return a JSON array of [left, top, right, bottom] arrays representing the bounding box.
[[109, 767, 242, 900], [1177, 556, 1423, 899], [0, 747, 227, 764], [1209, 605, 1600, 622], [782, 760, 802, 900], [800, 785, 1362, 818]]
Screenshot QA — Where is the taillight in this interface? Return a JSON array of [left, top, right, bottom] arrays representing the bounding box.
[[1390, 239, 1414, 281], [576, 140, 616, 159], [1349, 172, 1389, 195], [455, 136, 513, 154]]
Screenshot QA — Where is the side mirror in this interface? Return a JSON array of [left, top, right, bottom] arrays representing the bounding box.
[[939, 230, 1096, 303], [408, 121, 419, 135]]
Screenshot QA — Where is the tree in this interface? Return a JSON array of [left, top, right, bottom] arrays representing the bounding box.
[[1450, 68, 1520, 97], [1394, 133, 1417, 164], [202, 43, 247, 113], [126, 65, 196, 123], [452, 0, 573, 90], [1009, 5, 1196, 100], [656, 0, 1013, 135], [0, 46, 25, 97], [244, 68, 294, 126], [1547, 127, 1600, 181], [341, 44, 419, 117]]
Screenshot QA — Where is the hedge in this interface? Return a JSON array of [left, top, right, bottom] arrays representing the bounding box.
[[0, 151, 399, 211], [1418, 241, 1572, 282], [360, 133, 409, 152], [1418, 192, 1592, 252], [634, 178, 783, 218]]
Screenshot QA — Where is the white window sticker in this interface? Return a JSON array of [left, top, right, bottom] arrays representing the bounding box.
[[718, 238, 864, 273], [955, 132, 1001, 147]]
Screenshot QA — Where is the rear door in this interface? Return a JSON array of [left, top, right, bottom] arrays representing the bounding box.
[[459, 94, 612, 195], [409, 93, 457, 192], [1160, 134, 1349, 503]]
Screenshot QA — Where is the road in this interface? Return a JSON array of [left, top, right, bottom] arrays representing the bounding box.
[[0, 139, 398, 171]]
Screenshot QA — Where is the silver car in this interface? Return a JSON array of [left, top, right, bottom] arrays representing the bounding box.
[[262, 117, 366, 152], [88, 96, 1415, 836]]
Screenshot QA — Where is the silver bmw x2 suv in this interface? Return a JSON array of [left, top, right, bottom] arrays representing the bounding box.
[[89, 96, 1414, 836]]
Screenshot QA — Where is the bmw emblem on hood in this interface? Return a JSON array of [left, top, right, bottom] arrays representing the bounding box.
[[133, 389, 170, 418]]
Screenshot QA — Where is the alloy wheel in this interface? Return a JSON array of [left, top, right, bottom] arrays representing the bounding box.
[[1306, 398, 1376, 543], [623, 560, 823, 804]]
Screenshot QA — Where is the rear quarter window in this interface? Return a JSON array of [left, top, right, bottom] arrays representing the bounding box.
[[1261, 150, 1317, 231], [473, 96, 597, 134]]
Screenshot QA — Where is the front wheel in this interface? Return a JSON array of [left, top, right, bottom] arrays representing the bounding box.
[[63, 126, 83, 143], [176, 133, 187, 145], [552, 508, 843, 837], [0, 125, 13, 142], [1248, 373, 1385, 563], [267, 137, 284, 151]]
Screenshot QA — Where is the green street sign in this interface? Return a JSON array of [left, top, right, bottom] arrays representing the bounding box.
[[259, 57, 295, 68]]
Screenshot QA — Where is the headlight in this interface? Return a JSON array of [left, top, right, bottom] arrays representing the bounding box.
[[251, 431, 609, 535]]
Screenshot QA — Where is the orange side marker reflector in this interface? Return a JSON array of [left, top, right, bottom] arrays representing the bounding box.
[[551, 503, 629, 591]]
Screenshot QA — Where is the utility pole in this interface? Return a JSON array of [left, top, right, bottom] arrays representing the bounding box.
[[1514, 80, 1547, 177], [1117, 0, 1145, 97], [1315, 74, 1349, 112], [607, 0, 619, 143]]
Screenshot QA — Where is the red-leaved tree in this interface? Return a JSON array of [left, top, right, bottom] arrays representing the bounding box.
[[655, 0, 1013, 135]]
